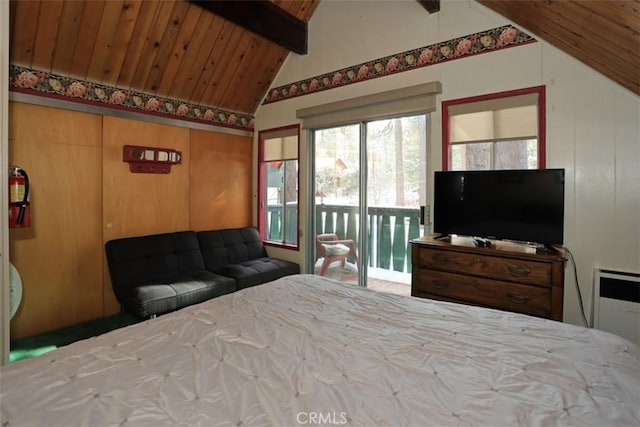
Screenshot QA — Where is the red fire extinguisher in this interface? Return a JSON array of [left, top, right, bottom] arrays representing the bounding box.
[[9, 166, 30, 228]]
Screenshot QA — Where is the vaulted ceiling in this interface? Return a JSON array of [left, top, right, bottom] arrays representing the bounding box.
[[479, 0, 639, 96], [8, 0, 639, 122], [9, 0, 320, 116]]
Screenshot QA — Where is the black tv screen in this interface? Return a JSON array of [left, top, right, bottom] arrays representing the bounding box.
[[433, 169, 565, 245]]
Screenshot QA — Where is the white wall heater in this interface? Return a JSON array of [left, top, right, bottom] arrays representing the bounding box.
[[593, 268, 640, 345]]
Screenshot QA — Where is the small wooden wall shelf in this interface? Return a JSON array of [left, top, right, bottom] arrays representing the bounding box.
[[123, 145, 182, 174]]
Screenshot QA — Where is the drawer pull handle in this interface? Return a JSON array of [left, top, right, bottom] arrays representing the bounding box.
[[508, 266, 531, 277], [507, 293, 530, 304], [433, 253, 448, 264], [433, 280, 449, 289]]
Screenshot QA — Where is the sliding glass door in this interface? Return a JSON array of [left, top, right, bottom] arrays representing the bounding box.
[[313, 125, 362, 284], [365, 116, 427, 290], [312, 115, 428, 291]]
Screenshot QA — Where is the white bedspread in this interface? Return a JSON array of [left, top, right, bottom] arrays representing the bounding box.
[[2, 274, 639, 426]]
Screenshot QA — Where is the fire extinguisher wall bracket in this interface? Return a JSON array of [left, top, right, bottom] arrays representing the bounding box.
[[9, 166, 31, 228]]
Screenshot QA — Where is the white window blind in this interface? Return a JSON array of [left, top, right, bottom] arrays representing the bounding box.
[[297, 82, 442, 129], [449, 93, 538, 144], [264, 135, 298, 161], [262, 129, 298, 161]]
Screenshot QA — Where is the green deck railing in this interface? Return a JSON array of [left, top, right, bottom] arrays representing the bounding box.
[[267, 204, 423, 274], [316, 204, 422, 274], [266, 204, 298, 244]]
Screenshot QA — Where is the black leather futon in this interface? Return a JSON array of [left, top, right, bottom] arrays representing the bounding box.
[[105, 227, 299, 318]]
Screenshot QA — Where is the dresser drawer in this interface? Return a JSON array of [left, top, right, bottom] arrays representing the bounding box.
[[413, 247, 551, 286], [413, 268, 552, 318]]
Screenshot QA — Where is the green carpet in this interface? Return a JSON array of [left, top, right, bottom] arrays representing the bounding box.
[[10, 313, 141, 363]]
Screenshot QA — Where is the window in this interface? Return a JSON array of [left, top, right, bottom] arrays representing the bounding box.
[[258, 125, 300, 248], [442, 86, 545, 171]]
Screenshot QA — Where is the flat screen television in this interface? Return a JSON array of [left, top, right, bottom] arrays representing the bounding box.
[[433, 169, 565, 245]]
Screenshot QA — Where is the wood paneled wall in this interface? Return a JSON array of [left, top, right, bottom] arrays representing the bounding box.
[[9, 102, 253, 338], [8, 103, 104, 339], [101, 116, 192, 314], [189, 129, 252, 231]]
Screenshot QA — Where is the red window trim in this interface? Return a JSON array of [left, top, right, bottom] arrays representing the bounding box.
[[257, 124, 301, 250], [441, 85, 546, 171]]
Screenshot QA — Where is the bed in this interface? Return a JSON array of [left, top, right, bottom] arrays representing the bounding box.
[[1, 274, 638, 426]]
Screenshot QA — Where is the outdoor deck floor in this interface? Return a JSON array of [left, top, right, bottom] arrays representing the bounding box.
[[315, 261, 411, 296]]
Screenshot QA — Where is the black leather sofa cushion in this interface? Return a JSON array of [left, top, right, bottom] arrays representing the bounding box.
[[105, 231, 236, 318], [197, 227, 300, 289], [124, 271, 235, 318], [217, 258, 301, 289]]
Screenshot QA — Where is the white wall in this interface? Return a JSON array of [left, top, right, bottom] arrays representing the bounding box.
[[254, 0, 640, 326]]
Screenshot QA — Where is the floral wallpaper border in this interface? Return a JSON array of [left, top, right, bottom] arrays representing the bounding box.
[[263, 25, 536, 105], [9, 66, 255, 132], [9, 25, 534, 128]]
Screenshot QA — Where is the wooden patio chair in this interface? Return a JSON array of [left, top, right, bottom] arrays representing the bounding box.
[[315, 233, 359, 276]]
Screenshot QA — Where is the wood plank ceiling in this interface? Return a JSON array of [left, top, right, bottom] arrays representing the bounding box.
[[479, 0, 639, 96], [8, 0, 639, 121], [9, 0, 320, 116]]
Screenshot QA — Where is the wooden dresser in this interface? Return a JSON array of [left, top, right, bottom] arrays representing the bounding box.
[[411, 235, 566, 320]]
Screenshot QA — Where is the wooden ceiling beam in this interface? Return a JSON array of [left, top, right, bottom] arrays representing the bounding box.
[[189, 0, 308, 55], [417, 0, 440, 14]]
